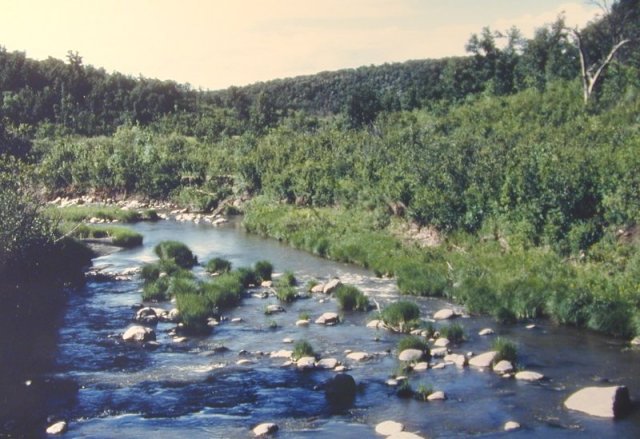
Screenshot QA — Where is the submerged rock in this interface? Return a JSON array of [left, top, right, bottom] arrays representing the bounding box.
[[324, 373, 356, 406], [564, 386, 632, 418], [375, 420, 404, 435], [122, 325, 156, 342], [478, 328, 495, 336], [311, 283, 325, 293], [295, 319, 310, 326], [265, 304, 285, 314], [253, 422, 278, 436]]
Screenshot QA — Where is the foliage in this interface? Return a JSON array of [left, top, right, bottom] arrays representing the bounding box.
[[277, 271, 297, 287], [70, 224, 143, 248], [47, 205, 157, 223], [292, 340, 316, 360], [154, 240, 197, 268], [335, 285, 370, 311], [254, 260, 273, 282], [175, 293, 210, 334], [381, 301, 421, 331], [397, 336, 430, 356], [439, 323, 465, 344], [234, 267, 258, 288], [205, 257, 232, 274], [492, 337, 517, 364], [276, 286, 298, 303]]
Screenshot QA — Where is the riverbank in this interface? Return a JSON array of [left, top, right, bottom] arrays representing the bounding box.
[[243, 197, 640, 340]]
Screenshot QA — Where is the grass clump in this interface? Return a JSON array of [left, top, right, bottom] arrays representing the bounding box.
[[175, 293, 210, 334], [396, 260, 448, 297], [68, 224, 143, 248], [201, 272, 244, 310], [276, 286, 298, 303], [49, 205, 157, 223], [205, 257, 232, 274], [276, 271, 297, 287], [381, 301, 421, 332], [235, 267, 258, 288], [415, 384, 434, 401], [154, 240, 197, 268], [397, 335, 429, 353], [335, 285, 370, 311], [492, 337, 517, 364], [439, 323, 465, 344], [292, 340, 316, 360], [254, 260, 274, 282]]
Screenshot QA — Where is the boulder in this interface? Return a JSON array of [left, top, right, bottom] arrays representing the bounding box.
[[316, 312, 339, 325], [265, 304, 285, 314], [504, 421, 520, 431], [434, 337, 450, 347], [167, 308, 180, 322], [135, 307, 158, 324], [469, 351, 497, 368], [387, 432, 425, 439], [122, 325, 156, 342], [311, 284, 325, 293], [261, 280, 273, 288], [253, 422, 278, 436], [375, 420, 404, 435], [515, 371, 544, 382], [270, 350, 293, 359], [296, 356, 316, 370], [322, 278, 342, 294], [444, 353, 467, 367], [295, 319, 310, 326], [316, 358, 339, 369], [398, 349, 424, 362], [46, 421, 68, 435], [433, 308, 456, 320], [630, 336, 640, 346], [367, 319, 386, 329], [430, 347, 448, 358], [324, 373, 356, 406], [478, 328, 495, 336], [564, 386, 631, 418], [493, 360, 514, 374], [427, 391, 446, 401], [413, 362, 429, 371], [346, 351, 369, 362]]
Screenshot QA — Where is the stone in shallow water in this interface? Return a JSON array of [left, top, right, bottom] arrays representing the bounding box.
[[296, 356, 316, 370], [444, 353, 467, 367], [346, 351, 369, 361], [469, 351, 497, 368], [504, 421, 520, 431], [322, 278, 342, 294], [398, 349, 424, 362], [493, 360, 514, 374], [295, 319, 310, 327], [316, 312, 339, 325], [433, 308, 456, 320], [427, 391, 446, 401], [122, 325, 156, 342], [375, 420, 404, 435], [46, 421, 67, 435], [478, 328, 494, 336], [413, 362, 429, 371], [434, 337, 450, 347], [515, 371, 544, 382], [564, 386, 631, 418], [316, 358, 338, 369], [253, 422, 278, 436]]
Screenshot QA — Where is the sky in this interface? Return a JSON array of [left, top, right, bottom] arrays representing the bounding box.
[[0, 0, 601, 91]]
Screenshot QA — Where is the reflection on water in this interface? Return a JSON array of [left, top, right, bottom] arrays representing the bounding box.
[[2, 219, 640, 438]]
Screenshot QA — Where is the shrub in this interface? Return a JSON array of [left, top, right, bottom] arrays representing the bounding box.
[[381, 301, 421, 332], [276, 286, 298, 303], [277, 271, 297, 287], [292, 340, 316, 360], [175, 293, 210, 334], [254, 260, 274, 282], [140, 260, 181, 282], [142, 276, 171, 301], [154, 240, 197, 268], [335, 285, 370, 311], [235, 267, 258, 288], [202, 272, 244, 310], [205, 257, 232, 274], [492, 337, 517, 364], [439, 323, 465, 344]]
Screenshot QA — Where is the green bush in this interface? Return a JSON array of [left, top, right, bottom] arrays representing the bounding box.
[[205, 257, 232, 274], [202, 272, 244, 310], [439, 323, 465, 344], [277, 271, 297, 287], [276, 286, 298, 302], [335, 285, 370, 311], [492, 337, 517, 364], [292, 340, 316, 360], [254, 260, 274, 282], [142, 276, 171, 301], [154, 240, 197, 268], [175, 293, 210, 334], [235, 267, 258, 288], [381, 301, 421, 331]]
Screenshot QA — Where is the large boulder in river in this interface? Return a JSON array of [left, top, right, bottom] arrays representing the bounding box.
[[433, 308, 456, 320], [122, 325, 156, 342], [135, 307, 158, 324], [316, 312, 339, 325], [46, 421, 68, 435], [324, 373, 356, 407], [375, 420, 404, 435], [322, 278, 342, 294], [469, 351, 497, 368], [253, 422, 278, 436], [564, 386, 631, 418], [398, 349, 424, 362]]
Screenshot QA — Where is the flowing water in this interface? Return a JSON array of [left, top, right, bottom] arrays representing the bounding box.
[[2, 219, 640, 438]]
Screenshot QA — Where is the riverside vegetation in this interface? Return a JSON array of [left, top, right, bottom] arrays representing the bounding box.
[[1, 1, 639, 338]]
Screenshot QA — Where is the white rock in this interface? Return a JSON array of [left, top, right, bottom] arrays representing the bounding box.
[[493, 360, 514, 374], [270, 350, 293, 359], [311, 284, 325, 293], [427, 391, 446, 401], [282, 337, 294, 344], [433, 308, 456, 320], [315, 312, 339, 325], [431, 362, 446, 370], [504, 421, 520, 431], [173, 336, 187, 343], [231, 317, 243, 323], [478, 328, 495, 336], [335, 365, 347, 372], [253, 422, 278, 436], [266, 304, 285, 314], [431, 347, 448, 357], [444, 353, 467, 367], [46, 421, 68, 435], [316, 358, 339, 369], [398, 349, 424, 362], [322, 278, 342, 294], [367, 319, 386, 329], [469, 351, 498, 368], [346, 351, 369, 362], [295, 319, 310, 326], [296, 356, 316, 370], [434, 337, 450, 347], [526, 324, 536, 329], [375, 420, 404, 435], [564, 386, 631, 418], [413, 362, 429, 371], [515, 371, 544, 382], [122, 325, 156, 342], [386, 379, 399, 386], [236, 359, 253, 366], [261, 280, 273, 288], [630, 336, 640, 346]]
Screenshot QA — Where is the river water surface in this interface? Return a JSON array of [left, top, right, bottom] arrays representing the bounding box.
[[3, 219, 640, 438]]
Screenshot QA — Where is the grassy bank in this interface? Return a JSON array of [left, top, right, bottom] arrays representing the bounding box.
[[244, 198, 640, 339], [45, 205, 159, 223]]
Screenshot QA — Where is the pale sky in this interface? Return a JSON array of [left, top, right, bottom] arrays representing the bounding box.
[[0, 1, 599, 90]]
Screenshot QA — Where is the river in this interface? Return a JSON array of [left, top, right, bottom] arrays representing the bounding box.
[[2, 219, 640, 438]]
